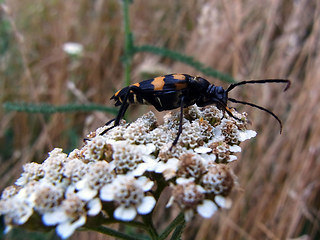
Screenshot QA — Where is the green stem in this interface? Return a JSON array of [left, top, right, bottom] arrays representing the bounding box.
[[133, 45, 235, 83], [122, 0, 134, 121], [142, 214, 158, 240], [170, 221, 185, 240], [123, 0, 133, 87], [91, 214, 152, 234], [153, 174, 169, 201], [3, 102, 118, 115], [84, 225, 144, 240], [159, 212, 185, 240]]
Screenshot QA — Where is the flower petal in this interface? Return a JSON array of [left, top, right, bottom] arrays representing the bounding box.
[[137, 196, 156, 215], [228, 155, 238, 162], [100, 184, 115, 201], [132, 163, 149, 176], [184, 209, 194, 222], [238, 130, 257, 142], [197, 200, 217, 218], [114, 205, 137, 221], [87, 198, 102, 216], [4, 225, 12, 234], [77, 188, 97, 201], [136, 176, 154, 191], [155, 158, 179, 173], [56, 215, 86, 239], [215, 195, 232, 209], [166, 196, 174, 208], [194, 146, 212, 154], [16, 207, 33, 225], [42, 209, 68, 226], [229, 145, 241, 152], [176, 177, 194, 185]]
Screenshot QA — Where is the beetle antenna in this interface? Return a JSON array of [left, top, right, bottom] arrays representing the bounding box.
[[226, 79, 291, 93], [228, 97, 283, 133]]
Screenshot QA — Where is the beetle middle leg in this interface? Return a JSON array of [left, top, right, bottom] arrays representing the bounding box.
[[170, 96, 185, 151]]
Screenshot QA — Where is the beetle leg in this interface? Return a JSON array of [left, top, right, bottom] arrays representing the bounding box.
[[170, 96, 185, 150], [100, 102, 129, 135], [214, 100, 242, 122], [100, 85, 142, 136], [99, 90, 133, 136], [104, 118, 116, 126], [224, 106, 242, 121]]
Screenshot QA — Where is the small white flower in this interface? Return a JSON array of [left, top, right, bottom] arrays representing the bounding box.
[[109, 141, 157, 175], [100, 175, 155, 221], [42, 193, 87, 239], [75, 161, 114, 201], [75, 179, 98, 201], [15, 162, 44, 186], [169, 182, 208, 221], [1, 199, 34, 225], [63, 42, 83, 56]]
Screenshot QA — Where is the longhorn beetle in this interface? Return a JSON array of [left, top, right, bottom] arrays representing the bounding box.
[[100, 74, 290, 149]]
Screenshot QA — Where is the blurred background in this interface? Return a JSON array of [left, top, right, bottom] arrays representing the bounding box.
[[0, 0, 319, 239]]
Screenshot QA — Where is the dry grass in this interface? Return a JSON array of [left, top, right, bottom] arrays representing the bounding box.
[[1, 0, 319, 239], [181, 0, 320, 239]]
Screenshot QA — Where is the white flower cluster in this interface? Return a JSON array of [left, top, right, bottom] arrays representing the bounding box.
[[0, 105, 256, 239]]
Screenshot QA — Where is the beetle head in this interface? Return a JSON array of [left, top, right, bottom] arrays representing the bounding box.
[[206, 85, 228, 107]]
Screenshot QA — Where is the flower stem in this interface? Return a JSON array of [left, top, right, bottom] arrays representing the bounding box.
[[159, 212, 185, 240], [84, 225, 143, 240], [153, 173, 169, 201], [122, 0, 133, 87], [142, 214, 159, 240]]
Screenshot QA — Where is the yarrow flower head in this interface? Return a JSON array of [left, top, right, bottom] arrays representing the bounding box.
[[0, 105, 256, 239]]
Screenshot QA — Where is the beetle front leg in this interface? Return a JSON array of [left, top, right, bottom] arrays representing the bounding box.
[[100, 86, 141, 136], [99, 102, 129, 135]]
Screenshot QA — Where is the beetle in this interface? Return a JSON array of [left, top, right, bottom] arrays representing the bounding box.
[[100, 73, 290, 149]]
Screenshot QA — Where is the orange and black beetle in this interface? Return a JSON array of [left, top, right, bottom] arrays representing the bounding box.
[[101, 74, 290, 148]]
